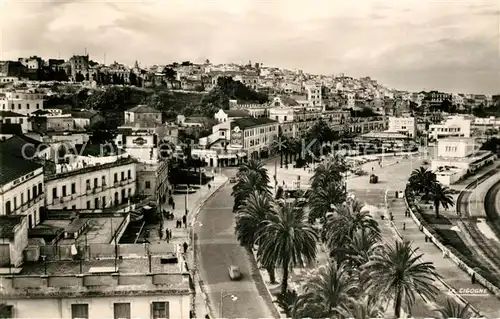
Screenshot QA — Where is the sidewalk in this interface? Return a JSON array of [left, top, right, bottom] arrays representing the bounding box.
[[143, 174, 228, 318], [385, 195, 500, 318]]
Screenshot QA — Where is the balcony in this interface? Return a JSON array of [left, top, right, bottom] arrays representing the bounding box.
[[71, 193, 77, 200], [59, 197, 64, 203], [120, 179, 127, 186], [63, 194, 71, 202], [85, 187, 92, 195], [113, 181, 119, 187], [93, 186, 102, 194]]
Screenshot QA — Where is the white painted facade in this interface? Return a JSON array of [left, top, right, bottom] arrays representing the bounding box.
[[0, 166, 44, 229], [44, 159, 137, 210], [429, 116, 472, 140], [0, 91, 44, 115], [388, 116, 416, 138]]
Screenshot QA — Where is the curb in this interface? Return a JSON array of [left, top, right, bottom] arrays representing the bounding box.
[[384, 194, 481, 317], [249, 248, 285, 318], [188, 176, 229, 318]]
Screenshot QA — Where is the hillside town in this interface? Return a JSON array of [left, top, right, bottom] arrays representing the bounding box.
[[1, 51, 500, 319]]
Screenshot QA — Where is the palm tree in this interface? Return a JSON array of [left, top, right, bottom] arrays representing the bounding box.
[[429, 182, 455, 219], [409, 167, 436, 196], [234, 191, 276, 283], [293, 261, 357, 318], [256, 200, 318, 295], [342, 229, 382, 269], [322, 200, 381, 260], [308, 182, 346, 222], [275, 289, 298, 317], [363, 240, 440, 318], [332, 295, 384, 319], [310, 158, 347, 190], [237, 159, 270, 185], [434, 298, 473, 319], [162, 67, 177, 88], [232, 170, 271, 212]]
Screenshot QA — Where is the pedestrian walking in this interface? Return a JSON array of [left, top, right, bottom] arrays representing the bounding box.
[[472, 273, 476, 284], [158, 228, 163, 240], [168, 229, 172, 240], [183, 242, 188, 253], [172, 201, 175, 210], [403, 222, 406, 230], [182, 215, 187, 227], [425, 235, 428, 242], [208, 183, 211, 190]]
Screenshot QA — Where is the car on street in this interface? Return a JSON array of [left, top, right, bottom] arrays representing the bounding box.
[[228, 265, 242, 280], [229, 177, 237, 183]]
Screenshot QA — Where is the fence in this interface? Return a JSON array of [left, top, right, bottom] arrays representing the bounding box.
[[38, 243, 177, 261], [404, 187, 497, 317]]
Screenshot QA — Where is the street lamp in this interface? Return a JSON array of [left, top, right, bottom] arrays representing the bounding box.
[[219, 290, 237, 318], [41, 255, 47, 275]]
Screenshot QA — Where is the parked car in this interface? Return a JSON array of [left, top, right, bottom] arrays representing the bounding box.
[[229, 177, 237, 183], [228, 265, 242, 280]]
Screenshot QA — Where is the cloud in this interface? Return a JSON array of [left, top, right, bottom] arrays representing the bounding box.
[[0, 0, 499, 93]]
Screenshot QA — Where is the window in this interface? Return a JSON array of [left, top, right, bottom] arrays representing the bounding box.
[[19, 118, 23, 124], [21, 193, 24, 205], [145, 181, 151, 189], [72, 205, 76, 209], [114, 173, 118, 183], [151, 302, 169, 319], [94, 198, 99, 209], [36, 103, 40, 109], [13, 197, 17, 209], [94, 178, 98, 188], [52, 187, 57, 198], [32, 185, 37, 198], [102, 196, 106, 207], [71, 304, 89, 319], [86, 179, 90, 190], [5, 201, 11, 214], [121, 172, 125, 181], [28, 189, 31, 200], [17, 104, 21, 109], [38, 183, 42, 195], [62, 185, 67, 197], [86, 201, 91, 209], [71, 183, 76, 194], [114, 303, 131, 319], [102, 176, 106, 186], [127, 170, 131, 179]]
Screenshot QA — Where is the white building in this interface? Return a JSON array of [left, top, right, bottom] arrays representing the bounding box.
[[0, 136, 46, 228], [0, 91, 45, 115], [431, 137, 495, 185], [214, 109, 249, 123], [0, 111, 29, 133], [44, 157, 137, 210], [305, 84, 322, 107], [388, 116, 416, 138], [429, 115, 472, 141]]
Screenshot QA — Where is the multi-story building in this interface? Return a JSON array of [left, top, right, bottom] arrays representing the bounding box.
[[432, 137, 495, 185], [0, 90, 45, 116], [69, 54, 90, 81], [388, 116, 417, 138], [232, 117, 278, 159], [0, 136, 45, 229], [429, 115, 472, 140], [228, 99, 269, 118], [124, 105, 162, 126], [214, 109, 249, 123], [44, 157, 137, 210], [0, 111, 29, 133], [305, 84, 322, 107], [233, 74, 259, 90]]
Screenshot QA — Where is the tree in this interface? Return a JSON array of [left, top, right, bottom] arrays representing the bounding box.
[[234, 191, 276, 283], [363, 240, 440, 318], [162, 67, 177, 89], [332, 294, 384, 319], [256, 200, 318, 295], [429, 182, 455, 219], [434, 298, 473, 319], [293, 261, 357, 318], [310, 157, 347, 190], [231, 170, 270, 212], [237, 159, 270, 185], [408, 167, 436, 196], [322, 199, 380, 260], [308, 182, 346, 222], [275, 289, 299, 317]]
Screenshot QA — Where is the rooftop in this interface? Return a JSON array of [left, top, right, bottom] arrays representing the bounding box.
[[0, 152, 42, 185], [71, 110, 100, 119], [0, 134, 48, 158], [226, 109, 250, 118], [44, 157, 136, 181], [0, 123, 22, 135], [0, 215, 24, 239], [280, 96, 300, 106], [127, 104, 161, 114], [231, 117, 277, 130], [0, 111, 27, 117]]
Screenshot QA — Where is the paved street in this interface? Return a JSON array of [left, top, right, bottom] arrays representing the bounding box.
[[195, 170, 276, 319]]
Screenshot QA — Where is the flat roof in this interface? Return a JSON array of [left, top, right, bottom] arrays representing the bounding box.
[[19, 255, 180, 276]]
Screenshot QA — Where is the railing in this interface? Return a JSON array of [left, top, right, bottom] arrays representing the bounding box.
[[404, 187, 498, 317]]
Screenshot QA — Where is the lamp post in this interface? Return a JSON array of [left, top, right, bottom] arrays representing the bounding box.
[[41, 255, 47, 275], [219, 290, 237, 318]]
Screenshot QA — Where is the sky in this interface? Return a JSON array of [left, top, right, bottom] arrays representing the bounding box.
[[0, 0, 499, 94]]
